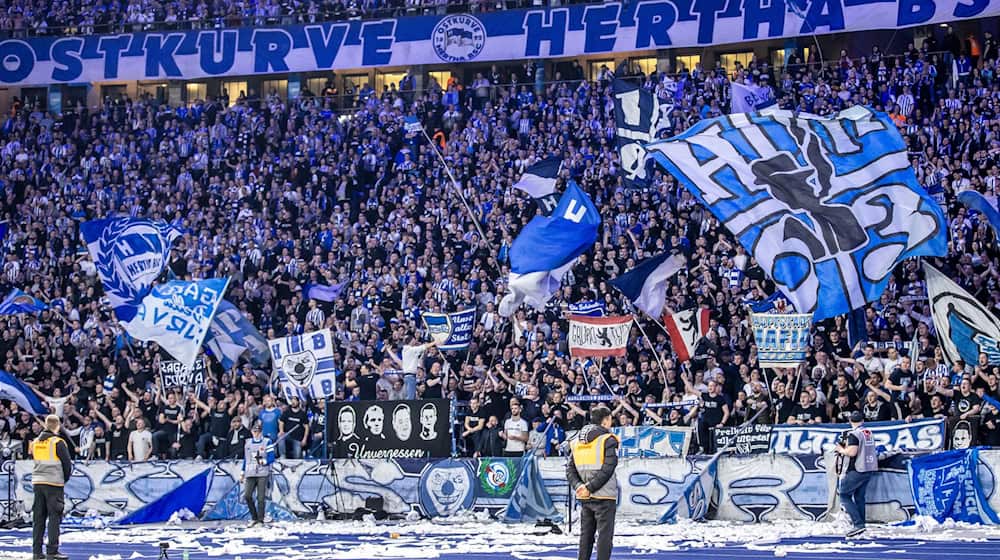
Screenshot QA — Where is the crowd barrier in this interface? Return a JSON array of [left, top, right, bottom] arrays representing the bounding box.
[[4, 450, 999, 523]]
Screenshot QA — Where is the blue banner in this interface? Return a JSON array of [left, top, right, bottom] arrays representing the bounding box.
[[613, 426, 693, 458], [567, 300, 606, 317], [3, 1, 995, 86], [771, 418, 945, 455], [202, 299, 270, 370], [909, 448, 1000, 525], [421, 308, 476, 351], [123, 278, 229, 372], [751, 312, 812, 368]]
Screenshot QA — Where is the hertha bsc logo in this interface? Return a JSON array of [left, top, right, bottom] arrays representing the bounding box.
[[432, 15, 485, 63]]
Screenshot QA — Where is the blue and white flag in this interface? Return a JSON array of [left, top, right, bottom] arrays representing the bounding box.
[[499, 181, 600, 317], [422, 308, 476, 351], [202, 299, 270, 370], [609, 252, 686, 318], [613, 79, 672, 189], [303, 282, 344, 303], [514, 158, 561, 215], [0, 369, 48, 414], [957, 190, 1000, 240], [82, 218, 182, 323], [730, 81, 776, 113], [404, 115, 424, 133], [567, 300, 606, 317], [745, 291, 790, 313], [123, 278, 229, 372], [0, 288, 48, 315], [751, 312, 812, 368], [268, 329, 338, 401], [909, 448, 999, 525], [646, 106, 947, 322], [503, 453, 563, 524], [660, 452, 720, 523], [925, 263, 1000, 366]]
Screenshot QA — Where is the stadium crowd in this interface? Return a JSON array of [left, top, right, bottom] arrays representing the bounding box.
[[0, 23, 999, 464], [0, 0, 589, 37]]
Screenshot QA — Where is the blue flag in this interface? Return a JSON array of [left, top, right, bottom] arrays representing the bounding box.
[[503, 454, 563, 523], [0, 369, 47, 414], [82, 218, 182, 322], [0, 222, 7, 244], [303, 282, 344, 303], [646, 106, 947, 322], [745, 291, 791, 313], [908, 448, 999, 525], [268, 329, 339, 400], [609, 252, 685, 318], [202, 299, 270, 370], [958, 190, 1000, 240], [0, 288, 48, 315], [500, 181, 600, 316], [123, 278, 229, 372], [422, 308, 476, 351]]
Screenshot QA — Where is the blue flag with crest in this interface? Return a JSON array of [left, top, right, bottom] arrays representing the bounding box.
[[82, 218, 182, 323], [645, 106, 947, 322], [0, 288, 48, 315]]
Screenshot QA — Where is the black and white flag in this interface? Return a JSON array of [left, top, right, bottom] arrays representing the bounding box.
[[613, 79, 674, 190], [513, 157, 561, 215]]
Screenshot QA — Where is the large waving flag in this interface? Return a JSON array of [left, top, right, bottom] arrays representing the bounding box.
[[303, 282, 344, 303], [925, 263, 1000, 366], [957, 190, 1000, 240], [646, 106, 947, 322], [82, 218, 182, 322], [513, 158, 561, 215], [609, 252, 686, 318], [0, 369, 48, 414], [202, 299, 270, 370], [123, 278, 229, 372], [0, 288, 48, 316], [499, 181, 600, 317], [613, 79, 672, 190]]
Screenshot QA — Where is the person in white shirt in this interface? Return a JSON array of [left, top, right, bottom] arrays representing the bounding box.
[[128, 418, 153, 462], [390, 338, 437, 400], [501, 399, 529, 457]]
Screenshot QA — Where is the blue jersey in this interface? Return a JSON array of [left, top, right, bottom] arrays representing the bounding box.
[[259, 407, 281, 440]]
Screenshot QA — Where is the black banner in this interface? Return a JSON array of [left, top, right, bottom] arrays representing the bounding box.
[[714, 423, 773, 455], [327, 399, 451, 459], [158, 358, 206, 390]]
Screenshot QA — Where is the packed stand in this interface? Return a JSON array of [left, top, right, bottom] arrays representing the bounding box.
[[0, 28, 999, 463], [0, 0, 592, 38]]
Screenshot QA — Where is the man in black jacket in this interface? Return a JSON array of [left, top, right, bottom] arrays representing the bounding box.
[[567, 406, 619, 560], [32, 414, 72, 560]]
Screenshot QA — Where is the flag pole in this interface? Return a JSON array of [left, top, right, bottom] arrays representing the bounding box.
[[418, 127, 494, 252], [631, 314, 671, 386]]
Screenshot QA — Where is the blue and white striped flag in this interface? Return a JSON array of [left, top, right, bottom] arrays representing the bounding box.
[[202, 300, 270, 370], [269, 329, 338, 401], [646, 106, 947, 322], [82, 217, 181, 322], [123, 278, 229, 372], [0, 369, 48, 414]]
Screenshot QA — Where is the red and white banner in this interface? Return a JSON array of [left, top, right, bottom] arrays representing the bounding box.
[[663, 308, 710, 363], [568, 315, 633, 358]]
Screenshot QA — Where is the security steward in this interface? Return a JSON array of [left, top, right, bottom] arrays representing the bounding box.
[[835, 410, 878, 537], [32, 414, 72, 560], [567, 406, 619, 560]]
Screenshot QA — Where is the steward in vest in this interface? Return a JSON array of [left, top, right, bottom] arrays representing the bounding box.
[[32, 414, 72, 560], [567, 406, 619, 560], [836, 410, 878, 538]]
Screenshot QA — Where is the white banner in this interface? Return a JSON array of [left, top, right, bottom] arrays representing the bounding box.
[[2, 1, 997, 86], [568, 315, 633, 357], [268, 329, 338, 400], [751, 312, 813, 368]]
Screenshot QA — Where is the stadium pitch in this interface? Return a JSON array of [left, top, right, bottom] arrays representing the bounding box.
[[1, 518, 999, 560]]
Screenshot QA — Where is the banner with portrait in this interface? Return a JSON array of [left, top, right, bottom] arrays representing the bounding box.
[[326, 399, 451, 459]]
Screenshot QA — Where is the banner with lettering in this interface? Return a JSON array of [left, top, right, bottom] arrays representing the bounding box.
[[751, 312, 812, 368], [612, 425, 693, 458], [158, 358, 206, 390], [908, 448, 999, 525], [326, 399, 451, 460], [3, 0, 997, 86], [421, 308, 475, 351], [714, 424, 773, 455], [568, 315, 633, 357], [770, 418, 945, 455]]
